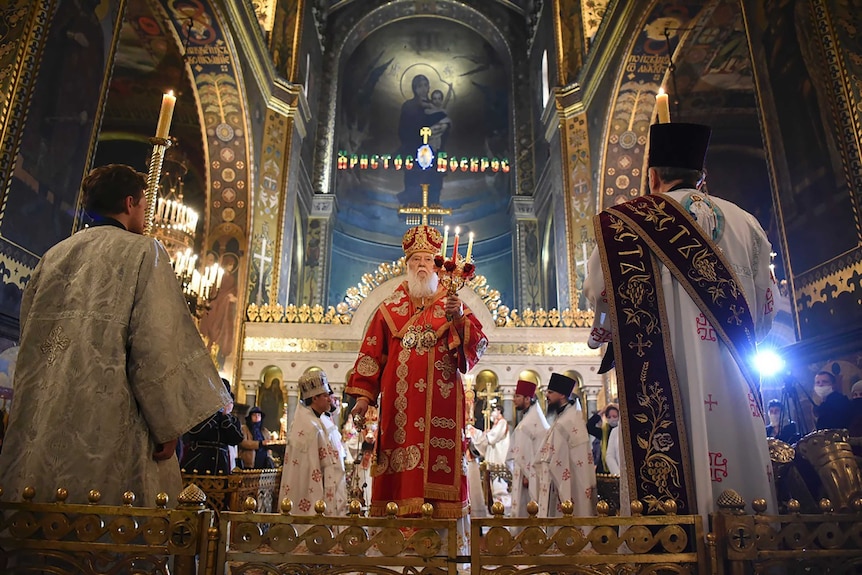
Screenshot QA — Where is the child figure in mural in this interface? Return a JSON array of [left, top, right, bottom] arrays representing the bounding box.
[[423, 88, 453, 151]]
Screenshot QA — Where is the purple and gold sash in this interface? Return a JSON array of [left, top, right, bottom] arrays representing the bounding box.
[[595, 193, 759, 514]]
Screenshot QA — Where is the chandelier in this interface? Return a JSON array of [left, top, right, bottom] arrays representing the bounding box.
[[151, 139, 198, 254], [149, 139, 221, 314]]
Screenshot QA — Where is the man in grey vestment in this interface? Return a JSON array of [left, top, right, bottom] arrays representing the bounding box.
[[0, 164, 231, 505]]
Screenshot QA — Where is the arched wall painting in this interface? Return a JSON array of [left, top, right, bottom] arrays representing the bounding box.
[[330, 17, 513, 306], [160, 0, 251, 379]]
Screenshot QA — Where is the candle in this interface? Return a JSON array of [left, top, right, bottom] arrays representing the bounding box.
[[155, 91, 176, 139], [216, 266, 225, 289], [451, 227, 460, 261], [441, 225, 449, 257], [466, 232, 474, 262], [186, 253, 196, 276], [656, 88, 670, 124]]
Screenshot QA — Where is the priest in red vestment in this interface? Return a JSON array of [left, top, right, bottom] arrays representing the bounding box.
[[347, 225, 488, 519]]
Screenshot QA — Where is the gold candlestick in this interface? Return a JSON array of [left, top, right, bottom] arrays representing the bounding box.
[[435, 251, 477, 320], [143, 137, 172, 237]]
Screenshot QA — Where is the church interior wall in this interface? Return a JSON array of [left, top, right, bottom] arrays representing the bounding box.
[[297, 0, 324, 173], [0, 0, 125, 340], [579, 0, 649, 197], [7, 0, 862, 438], [532, 130, 562, 310], [740, 0, 862, 353], [282, 154, 313, 305], [525, 2, 556, 189], [321, 8, 519, 309], [542, 212, 559, 310]]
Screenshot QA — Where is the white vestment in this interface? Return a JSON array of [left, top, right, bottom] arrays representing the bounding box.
[[605, 426, 621, 476], [506, 403, 549, 517], [584, 189, 778, 516], [478, 418, 510, 465], [534, 403, 596, 517], [321, 411, 346, 464], [279, 404, 347, 517], [0, 226, 229, 505]]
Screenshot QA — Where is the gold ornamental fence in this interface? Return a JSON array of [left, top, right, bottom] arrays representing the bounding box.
[[2, 484, 862, 575]]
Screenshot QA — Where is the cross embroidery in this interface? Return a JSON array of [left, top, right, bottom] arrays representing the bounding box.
[[628, 333, 652, 357], [704, 394, 718, 412], [748, 393, 761, 418], [696, 313, 716, 341], [41, 326, 70, 366], [590, 327, 613, 343], [727, 305, 744, 326], [709, 452, 728, 482], [763, 287, 774, 315]]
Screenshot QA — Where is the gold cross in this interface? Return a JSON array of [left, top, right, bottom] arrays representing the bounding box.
[[40, 326, 70, 366], [398, 183, 452, 226], [420, 126, 432, 144], [628, 333, 653, 358], [476, 381, 501, 430]]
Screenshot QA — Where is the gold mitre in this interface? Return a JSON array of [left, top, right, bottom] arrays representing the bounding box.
[[402, 225, 443, 259]]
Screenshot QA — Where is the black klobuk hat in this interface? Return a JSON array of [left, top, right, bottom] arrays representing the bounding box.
[[547, 373, 576, 397], [647, 123, 711, 171]]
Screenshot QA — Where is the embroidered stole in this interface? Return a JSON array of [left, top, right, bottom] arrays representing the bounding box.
[[594, 193, 760, 514]]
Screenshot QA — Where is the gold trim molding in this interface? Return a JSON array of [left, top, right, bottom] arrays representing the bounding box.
[[246, 256, 595, 328], [244, 337, 360, 353], [243, 336, 599, 357]]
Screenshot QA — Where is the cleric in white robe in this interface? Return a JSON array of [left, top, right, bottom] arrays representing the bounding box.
[[506, 379, 549, 518], [534, 373, 596, 517], [320, 389, 347, 464], [279, 372, 347, 517], [584, 121, 777, 517], [0, 165, 230, 505], [476, 406, 510, 466]]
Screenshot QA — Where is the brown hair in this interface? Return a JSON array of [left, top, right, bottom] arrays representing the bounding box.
[[83, 164, 146, 216]]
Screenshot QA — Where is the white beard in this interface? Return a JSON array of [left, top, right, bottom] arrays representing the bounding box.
[[407, 267, 439, 299]]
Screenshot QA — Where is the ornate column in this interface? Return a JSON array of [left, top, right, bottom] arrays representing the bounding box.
[[247, 86, 309, 307], [285, 379, 299, 430], [241, 379, 261, 407], [299, 194, 335, 307], [549, 86, 594, 310], [510, 197, 543, 310]]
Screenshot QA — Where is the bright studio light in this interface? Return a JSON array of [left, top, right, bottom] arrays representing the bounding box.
[[754, 349, 785, 377]]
